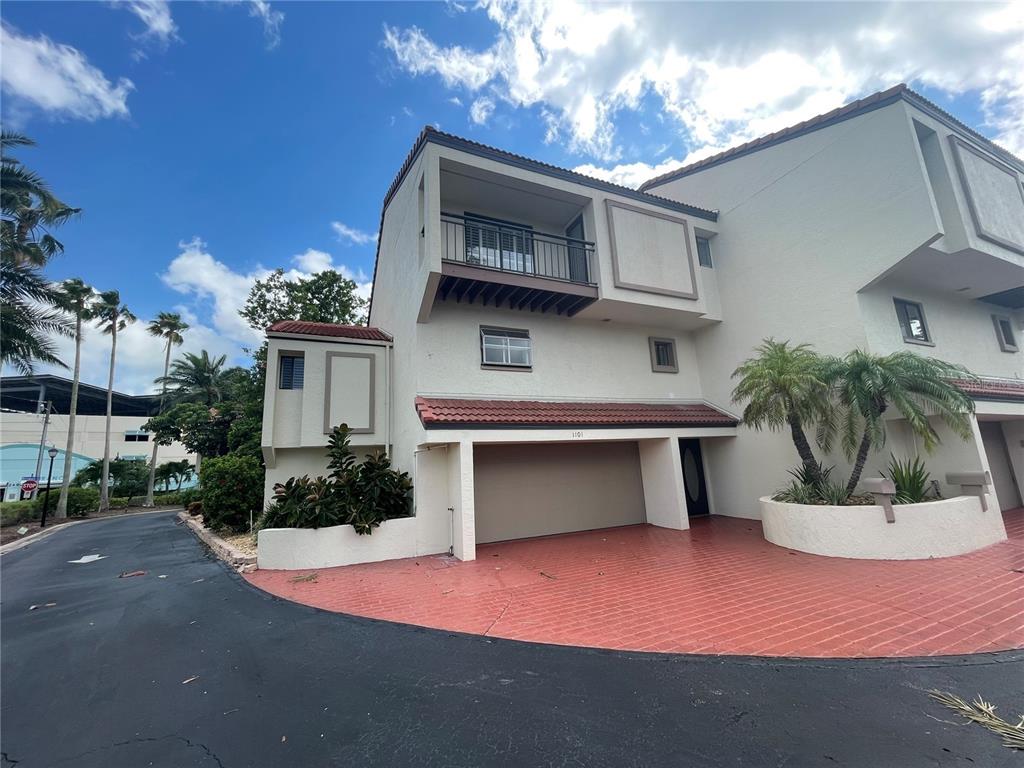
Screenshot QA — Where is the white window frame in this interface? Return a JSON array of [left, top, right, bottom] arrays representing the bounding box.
[[480, 327, 532, 369]]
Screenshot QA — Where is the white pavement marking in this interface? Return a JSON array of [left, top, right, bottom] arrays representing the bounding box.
[[68, 554, 108, 564]]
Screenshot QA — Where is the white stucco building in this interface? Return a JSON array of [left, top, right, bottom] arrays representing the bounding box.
[[260, 84, 1023, 565]]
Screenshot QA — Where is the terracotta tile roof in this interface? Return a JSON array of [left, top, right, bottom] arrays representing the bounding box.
[[415, 397, 738, 428], [953, 378, 1024, 402], [639, 84, 1024, 191], [266, 320, 392, 342]]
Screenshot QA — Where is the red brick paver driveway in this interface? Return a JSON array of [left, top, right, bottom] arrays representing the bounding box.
[[247, 509, 1024, 658]]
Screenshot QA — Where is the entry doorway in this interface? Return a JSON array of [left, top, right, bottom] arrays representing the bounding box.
[[678, 439, 710, 516]]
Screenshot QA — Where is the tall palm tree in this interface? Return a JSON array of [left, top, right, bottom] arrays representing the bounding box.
[[731, 339, 832, 487], [54, 279, 95, 518], [819, 350, 976, 496], [93, 290, 136, 513], [143, 312, 189, 506], [157, 350, 228, 406]]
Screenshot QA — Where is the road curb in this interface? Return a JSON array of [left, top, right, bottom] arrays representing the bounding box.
[[177, 511, 257, 573]]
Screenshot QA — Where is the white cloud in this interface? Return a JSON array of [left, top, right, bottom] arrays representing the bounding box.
[[448, 96, 463, 106], [0, 22, 133, 122], [331, 221, 378, 246], [248, 0, 284, 49], [121, 0, 178, 45], [469, 96, 495, 125], [161, 237, 267, 346], [288, 249, 373, 302], [382, 0, 1024, 169]]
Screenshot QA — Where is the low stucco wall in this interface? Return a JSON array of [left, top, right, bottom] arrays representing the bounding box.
[[760, 496, 1007, 560], [257, 516, 423, 570]]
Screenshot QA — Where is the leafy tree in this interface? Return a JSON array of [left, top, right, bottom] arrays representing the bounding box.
[[143, 403, 232, 476], [241, 268, 366, 332], [154, 459, 194, 492], [93, 290, 136, 512], [0, 130, 79, 374], [818, 350, 975, 495], [54, 278, 95, 518], [72, 458, 149, 503], [144, 312, 189, 506], [157, 350, 227, 406], [731, 340, 832, 487]]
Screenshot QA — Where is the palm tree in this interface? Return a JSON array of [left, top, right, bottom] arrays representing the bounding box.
[[0, 258, 71, 373], [157, 350, 228, 406], [819, 350, 976, 496], [1, 130, 80, 266], [93, 290, 136, 513], [54, 279, 95, 519], [1, 130, 80, 373], [143, 312, 189, 506], [731, 339, 832, 487]]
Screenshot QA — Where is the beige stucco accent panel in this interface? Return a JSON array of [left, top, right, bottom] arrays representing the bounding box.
[[325, 352, 374, 434], [605, 200, 698, 299], [473, 441, 645, 544]]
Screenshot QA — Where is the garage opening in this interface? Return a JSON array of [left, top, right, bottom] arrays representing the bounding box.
[[474, 441, 646, 544]]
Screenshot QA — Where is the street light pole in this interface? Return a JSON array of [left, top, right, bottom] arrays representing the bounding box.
[[40, 447, 58, 529]]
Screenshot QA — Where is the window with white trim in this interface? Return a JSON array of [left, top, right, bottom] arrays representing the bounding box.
[[480, 327, 532, 368], [279, 354, 305, 389], [993, 315, 1019, 352], [124, 429, 150, 442], [893, 298, 932, 344]]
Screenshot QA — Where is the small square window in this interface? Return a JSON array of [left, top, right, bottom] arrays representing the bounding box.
[[893, 298, 933, 345], [480, 327, 532, 369], [993, 315, 1019, 353], [696, 236, 713, 268], [649, 337, 678, 373], [279, 355, 305, 389]]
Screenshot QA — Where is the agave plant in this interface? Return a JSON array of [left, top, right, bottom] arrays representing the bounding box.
[[883, 454, 936, 504]]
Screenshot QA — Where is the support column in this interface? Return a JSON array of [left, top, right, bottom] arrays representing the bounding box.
[[638, 437, 689, 530], [447, 441, 476, 561]]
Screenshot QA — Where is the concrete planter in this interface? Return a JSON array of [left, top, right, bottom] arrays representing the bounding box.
[[257, 516, 420, 570], [759, 496, 1007, 560]]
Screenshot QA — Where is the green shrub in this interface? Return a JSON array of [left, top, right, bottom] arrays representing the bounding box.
[[787, 462, 833, 490], [1, 500, 39, 526], [35, 487, 99, 517], [258, 425, 413, 535], [200, 454, 263, 532], [883, 454, 936, 504], [177, 487, 201, 508]]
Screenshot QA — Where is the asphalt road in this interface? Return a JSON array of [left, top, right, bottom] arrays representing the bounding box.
[[1, 512, 1021, 767]]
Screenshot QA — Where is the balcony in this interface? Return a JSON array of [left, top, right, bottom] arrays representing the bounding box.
[[437, 213, 598, 316]]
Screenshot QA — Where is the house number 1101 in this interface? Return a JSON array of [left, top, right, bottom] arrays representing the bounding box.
[[571, 431, 585, 439]]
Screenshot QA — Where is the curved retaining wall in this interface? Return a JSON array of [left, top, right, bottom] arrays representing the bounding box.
[[760, 496, 1007, 560], [257, 517, 425, 570]]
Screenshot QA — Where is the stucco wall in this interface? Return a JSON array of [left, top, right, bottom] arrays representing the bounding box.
[[417, 302, 704, 401], [761, 495, 1007, 559]]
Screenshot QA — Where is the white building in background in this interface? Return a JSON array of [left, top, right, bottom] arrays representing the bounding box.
[[260, 84, 1023, 565], [0, 375, 196, 501]]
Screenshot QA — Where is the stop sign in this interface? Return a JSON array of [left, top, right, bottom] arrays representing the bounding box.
[[20, 479, 38, 494]]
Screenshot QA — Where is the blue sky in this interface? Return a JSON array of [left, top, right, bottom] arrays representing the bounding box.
[[2, 1, 1021, 392]]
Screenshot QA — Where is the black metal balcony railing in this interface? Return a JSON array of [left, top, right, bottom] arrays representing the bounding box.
[[440, 213, 595, 285]]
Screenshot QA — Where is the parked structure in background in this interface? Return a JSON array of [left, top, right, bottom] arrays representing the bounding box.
[[260, 84, 1023, 565], [0, 375, 196, 501]]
